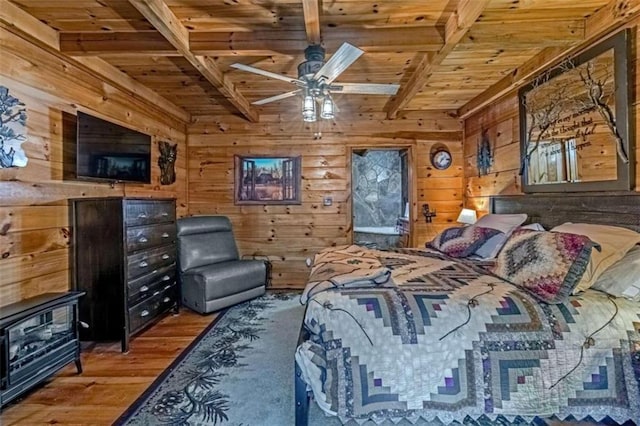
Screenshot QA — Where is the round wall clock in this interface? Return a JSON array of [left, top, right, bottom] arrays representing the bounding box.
[[431, 149, 452, 170]]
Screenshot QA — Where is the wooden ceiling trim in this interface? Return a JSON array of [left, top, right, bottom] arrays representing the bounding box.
[[1, 0, 190, 124], [385, 0, 491, 119], [585, 0, 640, 39], [302, 0, 321, 44], [457, 0, 640, 119], [463, 20, 584, 46], [128, 0, 259, 122], [190, 27, 443, 55], [0, 0, 59, 50], [60, 32, 178, 56]]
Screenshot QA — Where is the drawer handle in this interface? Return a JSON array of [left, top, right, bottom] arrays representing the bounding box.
[[139, 236, 148, 243], [162, 275, 171, 281], [140, 285, 149, 292], [164, 284, 171, 290], [153, 290, 160, 296], [163, 297, 171, 303], [161, 212, 169, 217], [139, 261, 149, 268], [161, 254, 170, 260], [138, 213, 148, 219], [141, 310, 150, 317], [161, 233, 170, 238]]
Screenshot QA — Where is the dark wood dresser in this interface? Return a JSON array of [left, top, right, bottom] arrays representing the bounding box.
[[71, 198, 178, 352]]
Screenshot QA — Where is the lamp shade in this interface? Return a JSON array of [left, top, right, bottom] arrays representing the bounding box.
[[457, 208, 477, 225], [302, 94, 316, 122], [320, 97, 335, 119]]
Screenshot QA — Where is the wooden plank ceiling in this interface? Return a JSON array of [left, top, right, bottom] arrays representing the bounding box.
[[9, 0, 613, 122]]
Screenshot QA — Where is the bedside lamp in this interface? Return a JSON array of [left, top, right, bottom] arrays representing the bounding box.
[[457, 208, 477, 225]]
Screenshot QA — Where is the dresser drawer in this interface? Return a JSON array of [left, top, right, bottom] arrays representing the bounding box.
[[128, 285, 177, 334], [126, 223, 176, 253], [125, 200, 175, 227], [127, 265, 175, 305], [127, 245, 176, 280]]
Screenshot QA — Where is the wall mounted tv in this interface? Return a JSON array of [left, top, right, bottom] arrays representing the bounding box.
[[76, 111, 151, 184]]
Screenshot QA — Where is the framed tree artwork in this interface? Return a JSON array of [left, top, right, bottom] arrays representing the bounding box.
[[234, 155, 301, 204]]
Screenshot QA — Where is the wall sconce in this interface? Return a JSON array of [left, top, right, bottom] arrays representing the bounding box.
[[422, 203, 437, 223], [457, 208, 477, 225]]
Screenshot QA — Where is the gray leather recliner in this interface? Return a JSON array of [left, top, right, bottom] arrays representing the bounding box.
[[177, 216, 267, 314]]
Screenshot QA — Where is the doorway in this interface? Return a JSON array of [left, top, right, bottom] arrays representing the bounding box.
[[351, 148, 410, 249]]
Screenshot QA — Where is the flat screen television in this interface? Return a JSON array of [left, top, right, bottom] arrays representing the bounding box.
[[76, 111, 151, 184]]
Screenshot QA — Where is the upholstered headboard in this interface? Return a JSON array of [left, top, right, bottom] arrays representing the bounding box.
[[490, 193, 640, 232]]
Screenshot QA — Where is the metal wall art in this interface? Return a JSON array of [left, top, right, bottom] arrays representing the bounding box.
[[477, 129, 492, 176], [0, 86, 28, 168]]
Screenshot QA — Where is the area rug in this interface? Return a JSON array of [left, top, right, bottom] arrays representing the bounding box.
[[116, 292, 309, 425]]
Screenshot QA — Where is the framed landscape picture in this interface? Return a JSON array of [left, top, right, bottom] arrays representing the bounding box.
[[234, 155, 301, 204]]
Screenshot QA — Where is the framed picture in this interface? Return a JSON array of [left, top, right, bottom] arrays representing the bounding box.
[[234, 155, 301, 204]]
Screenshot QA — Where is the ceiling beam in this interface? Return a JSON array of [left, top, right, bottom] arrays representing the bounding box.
[[60, 32, 178, 56], [0, 0, 190, 124], [385, 0, 491, 119], [59, 27, 444, 57], [302, 0, 321, 45], [457, 0, 640, 119], [128, 0, 258, 122]]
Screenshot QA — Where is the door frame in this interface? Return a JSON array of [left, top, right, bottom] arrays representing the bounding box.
[[347, 145, 417, 247]]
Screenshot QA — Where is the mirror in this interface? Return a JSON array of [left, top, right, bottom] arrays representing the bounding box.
[[519, 30, 634, 192]]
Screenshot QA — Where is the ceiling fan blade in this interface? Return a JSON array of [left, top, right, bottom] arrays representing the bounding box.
[[331, 82, 400, 95], [313, 42, 364, 84], [252, 90, 301, 105], [230, 63, 302, 85]]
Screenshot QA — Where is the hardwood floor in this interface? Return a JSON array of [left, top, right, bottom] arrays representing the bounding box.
[[0, 310, 216, 425]]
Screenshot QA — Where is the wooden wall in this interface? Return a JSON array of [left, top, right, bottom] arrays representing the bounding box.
[[464, 26, 640, 213], [187, 112, 463, 289], [0, 27, 188, 307]]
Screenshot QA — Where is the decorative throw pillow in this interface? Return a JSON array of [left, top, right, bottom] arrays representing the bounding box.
[[427, 226, 502, 258], [473, 213, 528, 258], [492, 229, 598, 303], [550, 223, 640, 293], [591, 245, 640, 301]]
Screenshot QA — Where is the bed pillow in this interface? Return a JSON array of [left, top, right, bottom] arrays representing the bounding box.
[[550, 223, 640, 293], [520, 223, 546, 231], [492, 229, 598, 303], [473, 213, 528, 258], [591, 245, 640, 301], [427, 225, 501, 258]]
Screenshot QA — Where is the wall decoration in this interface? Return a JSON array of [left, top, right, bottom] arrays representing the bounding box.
[[234, 156, 301, 205], [158, 141, 177, 185], [0, 86, 28, 168], [476, 129, 492, 176], [519, 30, 634, 193]]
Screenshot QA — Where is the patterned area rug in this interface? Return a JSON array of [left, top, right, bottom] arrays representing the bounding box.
[[116, 293, 306, 425]]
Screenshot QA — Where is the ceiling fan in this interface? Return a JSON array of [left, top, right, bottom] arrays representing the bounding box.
[[230, 43, 400, 121]]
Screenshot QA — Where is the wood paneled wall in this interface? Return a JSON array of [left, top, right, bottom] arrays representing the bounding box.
[[0, 28, 188, 307], [188, 112, 463, 289], [464, 24, 640, 214]]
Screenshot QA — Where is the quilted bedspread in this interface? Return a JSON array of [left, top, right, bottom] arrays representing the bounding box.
[[295, 246, 640, 424]]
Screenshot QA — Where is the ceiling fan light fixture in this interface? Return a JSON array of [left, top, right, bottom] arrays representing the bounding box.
[[302, 93, 317, 122], [320, 96, 335, 120]]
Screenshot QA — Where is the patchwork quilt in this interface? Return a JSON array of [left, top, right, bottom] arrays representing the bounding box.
[[295, 246, 640, 424]]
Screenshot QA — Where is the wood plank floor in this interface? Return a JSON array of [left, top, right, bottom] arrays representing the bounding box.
[[0, 310, 216, 425]]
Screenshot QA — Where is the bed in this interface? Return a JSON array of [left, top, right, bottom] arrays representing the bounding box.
[[294, 193, 640, 425]]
